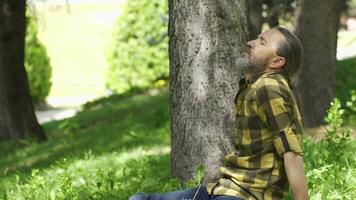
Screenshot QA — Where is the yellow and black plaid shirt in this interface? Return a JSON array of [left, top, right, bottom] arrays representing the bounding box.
[[207, 72, 304, 200]]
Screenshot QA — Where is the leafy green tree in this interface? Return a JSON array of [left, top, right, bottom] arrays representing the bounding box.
[[107, 0, 168, 94], [248, 0, 295, 40], [25, 11, 52, 105]]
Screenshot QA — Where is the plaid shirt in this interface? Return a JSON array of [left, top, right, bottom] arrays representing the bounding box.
[[207, 72, 304, 200]]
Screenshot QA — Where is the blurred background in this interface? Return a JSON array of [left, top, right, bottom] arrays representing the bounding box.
[[30, 0, 124, 122], [30, 0, 356, 123]]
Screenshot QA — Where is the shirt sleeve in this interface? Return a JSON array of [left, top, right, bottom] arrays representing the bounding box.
[[254, 78, 303, 157]]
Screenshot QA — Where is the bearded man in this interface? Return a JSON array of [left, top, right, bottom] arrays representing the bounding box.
[[129, 27, 308, 200]]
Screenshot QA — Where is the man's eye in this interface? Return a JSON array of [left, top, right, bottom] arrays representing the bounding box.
[[258, 38, 265, 45]]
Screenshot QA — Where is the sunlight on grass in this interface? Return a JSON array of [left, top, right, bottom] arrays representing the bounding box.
[[0, 85, 356, 199], [4, 148, 174, 200], [0, 88, 172, 198]]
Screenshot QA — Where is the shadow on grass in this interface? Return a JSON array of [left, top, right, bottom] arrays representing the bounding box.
[[3, 148, 186, 199], [0, 88, 171, 194]]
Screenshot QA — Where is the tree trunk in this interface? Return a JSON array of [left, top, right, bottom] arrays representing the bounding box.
[[248, 0, 263, 40], [0, 0, 46, 141], [294, 0, 343, 127], [169, 0, 248, 182]]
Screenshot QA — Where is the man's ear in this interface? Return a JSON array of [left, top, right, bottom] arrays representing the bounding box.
[[269, 56, 285, 69]]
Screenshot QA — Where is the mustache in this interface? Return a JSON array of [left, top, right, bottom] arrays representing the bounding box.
[[235, 53, 251, 70]]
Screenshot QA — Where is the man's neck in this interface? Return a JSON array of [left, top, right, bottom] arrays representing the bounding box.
[[245, 69, 281, 83], [245, 72, 263, 83]]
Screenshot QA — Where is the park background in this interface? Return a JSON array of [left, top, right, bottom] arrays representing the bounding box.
[[0, 0, 356, 199]]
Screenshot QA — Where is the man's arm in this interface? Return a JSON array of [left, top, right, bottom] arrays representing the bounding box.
[[284, 152, 308, 200], [254, 77, 308, 199]]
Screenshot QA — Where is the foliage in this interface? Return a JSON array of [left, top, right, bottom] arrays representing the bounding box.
[[344, 90, 356, 125], [336, 57, 356, 127], [106, 0, 169, 94], [0, 88, 173, 199], [264, 0, 296, 23], [0, 87, 355, 199], [302, 98, 356, 199], [25, 11, 52, 105], [3, 153, 182, 200], [259, 0, 354, 28], [345, 90, 356, 113], [336, 57, 356, 104]]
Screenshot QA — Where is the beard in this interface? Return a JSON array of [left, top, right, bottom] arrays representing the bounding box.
[[235, 54, 267, 77]]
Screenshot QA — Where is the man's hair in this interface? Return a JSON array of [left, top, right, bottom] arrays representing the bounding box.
[[274, 26, 303, 79]]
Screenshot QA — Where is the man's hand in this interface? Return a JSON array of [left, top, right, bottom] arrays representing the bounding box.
[[284, 152, 308, 200]]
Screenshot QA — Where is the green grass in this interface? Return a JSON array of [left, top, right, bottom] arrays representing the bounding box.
[[0, 55, 355, 199], [0, 83, 356, 199], [1, 31, 356, 197], [0, 88, 187, 199], [9, 2, 354, 198]]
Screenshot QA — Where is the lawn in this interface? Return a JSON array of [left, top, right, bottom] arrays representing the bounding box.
[[0, 56, 355, 199], [0, 88, 182, 199]]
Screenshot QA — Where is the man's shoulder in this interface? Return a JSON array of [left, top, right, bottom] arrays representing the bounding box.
[[251, 73, 292, 104]]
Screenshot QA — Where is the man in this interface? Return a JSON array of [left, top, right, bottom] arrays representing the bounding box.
[[129, 27, 308, 200]]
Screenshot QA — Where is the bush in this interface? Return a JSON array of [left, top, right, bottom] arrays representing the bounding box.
[[344, 90, 356, 124], [336, 57, 356, 103], [302, 99, 356, 199], [25, 11, 52, 105], [106, 0, 168, 94]]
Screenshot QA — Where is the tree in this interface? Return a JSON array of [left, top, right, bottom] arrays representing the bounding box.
[[294, 0, 344, 127], [248, 0, 263, 40], [107, 0, 168, 94], [0, 0, 46, 141], [247, 0, 295, 40], [25, 11, 52, 106], [264, 0, 280, 28], [169, 0, 248, 182]]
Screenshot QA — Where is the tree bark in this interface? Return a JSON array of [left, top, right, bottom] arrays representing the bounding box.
[[248, 0, 263, 40], [294, 0, 343, 127], [0, 0, 46, 141], [169, 0, 248, 182]]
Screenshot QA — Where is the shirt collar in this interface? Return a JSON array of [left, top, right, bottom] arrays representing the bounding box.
[[241, 71, 281, 85]]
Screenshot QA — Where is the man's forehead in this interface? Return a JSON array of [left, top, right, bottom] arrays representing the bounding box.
[[260, 29, 286, 44]]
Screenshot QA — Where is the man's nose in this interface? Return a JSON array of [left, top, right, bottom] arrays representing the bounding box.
[[247, 40, 254, 49]]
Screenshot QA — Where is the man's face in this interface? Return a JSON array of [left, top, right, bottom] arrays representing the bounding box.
[[240, 28, 286, 76]]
